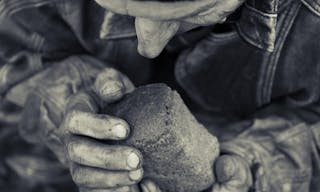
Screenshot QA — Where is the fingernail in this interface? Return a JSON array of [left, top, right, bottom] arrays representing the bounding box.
[[112, 124, 128, 138], [100, 81, 123, 96], [129, 169, 143, 181], [216, 156, 236, 182], [127, 152, 140, 169], [142, 181, 157, 192], [141, 184, 150, 192]]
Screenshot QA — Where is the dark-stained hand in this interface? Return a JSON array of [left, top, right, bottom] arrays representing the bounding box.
[[212, 155, 252, 192], [59, 68, 143, 191]]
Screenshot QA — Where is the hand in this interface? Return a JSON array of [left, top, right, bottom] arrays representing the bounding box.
[[95, 0, 245, 58], [212, 155, 252, 192], [59, 68, 143, 192]]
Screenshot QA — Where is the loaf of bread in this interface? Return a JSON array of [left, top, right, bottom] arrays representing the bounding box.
[[105, 84, 219, 192]]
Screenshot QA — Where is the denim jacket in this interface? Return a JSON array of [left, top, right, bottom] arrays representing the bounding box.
[[0, 0, 320, 191]]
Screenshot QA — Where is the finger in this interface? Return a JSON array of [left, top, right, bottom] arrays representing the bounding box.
[[94, 0, 217, 20], [215, 155, 237, 183], [71, 164, 143, 189], [213, 155, 252, 192], [182, 0, 244, 25], [94, 68, 129, 103], [79, 185, 140, 192], [135, 18, 180, 58], [140, 180, 162, 192], [67, 136, 142, 170], [66, 91, 99, 114], [120, 73, 135, 94], [63, 110, 129, 140], [182, 9, 222, 26]]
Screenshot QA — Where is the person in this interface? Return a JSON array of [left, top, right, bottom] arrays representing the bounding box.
[[0, 0, 320, 191]]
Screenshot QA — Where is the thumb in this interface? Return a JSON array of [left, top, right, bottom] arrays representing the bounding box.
[[215, 155, 238, 183], [212, 155, 252, 192], [93, 68, 134, 103], [135, 18, 180, 58]]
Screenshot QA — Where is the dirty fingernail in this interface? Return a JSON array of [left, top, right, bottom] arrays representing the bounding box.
[[127, 152, 140, 169], [142, 181, 157, 192], [216, 156, 236, 182], [129, 169, 143, 181], [100, 81, 123, 96], [112, 124, 128, 138]]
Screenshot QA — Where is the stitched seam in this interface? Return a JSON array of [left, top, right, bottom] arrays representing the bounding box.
[[236, 4, 277, 51], [262, 3, 301, 104], [0, 0, 55, 17], [301, 0, 320, 16], [101, 32, 137, 40], [279, 0, 295, 12], [257, 2, 301, 106], [29, 33, 45, 53], [236, 23, 274, 51], [207, 31, 239, 44], [245, 3, 278, 17]]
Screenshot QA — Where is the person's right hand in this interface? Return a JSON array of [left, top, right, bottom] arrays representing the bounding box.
[[59, 68, 143, 192], [211, 155, 252, 192]]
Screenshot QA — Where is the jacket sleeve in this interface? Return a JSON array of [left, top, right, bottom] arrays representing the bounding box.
[[220, 104, 320, 192], [0, 0, 105, 105], [0, 1, 108, 163]]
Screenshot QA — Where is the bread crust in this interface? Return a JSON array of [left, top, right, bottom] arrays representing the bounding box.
[[106, 84, 219, 192]]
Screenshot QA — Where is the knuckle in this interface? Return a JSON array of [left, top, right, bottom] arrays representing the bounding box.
[[104, 67, 120, 77], [67, 141, 77, 157], [102, 148, 114, 167], [64, 110, 79, 130], [97, 68, 120, 82], [72, 167, 93, 187], [71, 166, 85, 184], [66, 139, 82, 157]]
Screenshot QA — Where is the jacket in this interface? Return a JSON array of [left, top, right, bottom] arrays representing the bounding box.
[[0, 0, 320, 191]]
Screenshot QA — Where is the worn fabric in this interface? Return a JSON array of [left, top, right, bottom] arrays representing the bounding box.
[[0, 0, 320, 191], [176, 0, 320, 115]]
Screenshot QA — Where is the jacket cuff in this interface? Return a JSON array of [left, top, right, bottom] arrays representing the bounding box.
[[236, 0, 278, 52]]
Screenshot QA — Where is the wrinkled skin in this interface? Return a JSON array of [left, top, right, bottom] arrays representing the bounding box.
[[59, 68, 143, 192], [56, 68, 252, 192], [59, 2, 250, 191], [95, 0, 245, 58]]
